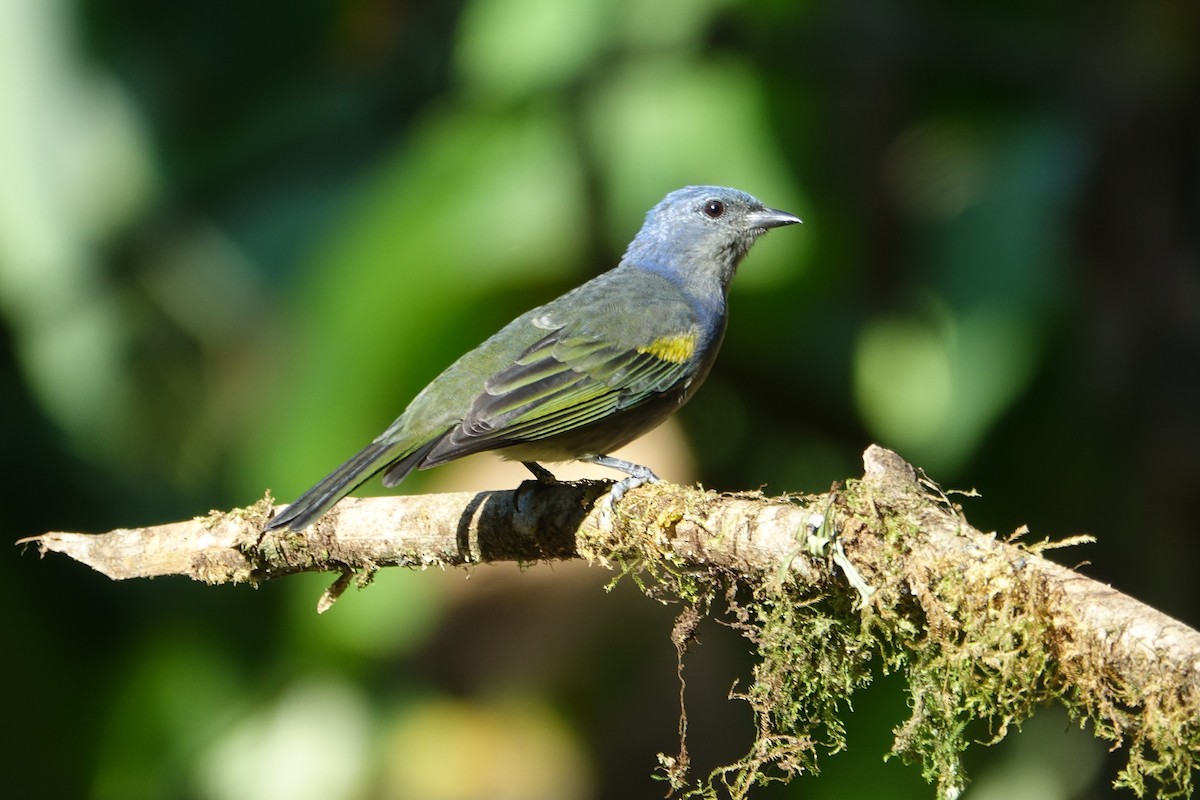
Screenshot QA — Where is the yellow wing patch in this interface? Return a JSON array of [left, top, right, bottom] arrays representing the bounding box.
[[638, 331, 698, 364]]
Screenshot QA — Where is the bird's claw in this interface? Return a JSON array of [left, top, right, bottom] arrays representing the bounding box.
[[608, 473, 653, 504], [596, 464, 661, 528]]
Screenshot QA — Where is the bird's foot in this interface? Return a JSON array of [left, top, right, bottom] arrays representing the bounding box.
[[582, 455, 661, 526], [607, 470, 658, 504]]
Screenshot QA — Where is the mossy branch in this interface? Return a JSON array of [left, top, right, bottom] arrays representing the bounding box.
[[18, 446, 1200, 798]]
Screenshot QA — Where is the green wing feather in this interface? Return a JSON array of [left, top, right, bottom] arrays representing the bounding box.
[[424, 324, 700, 463]]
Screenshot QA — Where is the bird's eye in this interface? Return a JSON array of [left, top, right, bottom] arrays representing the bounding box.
[[703, 200, 725, 218]]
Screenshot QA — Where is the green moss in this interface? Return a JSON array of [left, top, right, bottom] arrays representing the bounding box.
[[882, 539, 1059, 798], [587, 476, 1199, 799], [705, 577, 876, 797]]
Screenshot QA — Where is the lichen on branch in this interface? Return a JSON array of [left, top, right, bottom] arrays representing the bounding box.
[[18, 447, 1200, 798]]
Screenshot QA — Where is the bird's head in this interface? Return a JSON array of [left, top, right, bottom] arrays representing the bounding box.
[[623, 185, 801, 292]]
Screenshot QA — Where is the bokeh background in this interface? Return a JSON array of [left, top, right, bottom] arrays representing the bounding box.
[[4, 0, 1198, 797]]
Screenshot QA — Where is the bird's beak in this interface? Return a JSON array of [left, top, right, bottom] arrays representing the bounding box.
[[747, 207, 802, 230]]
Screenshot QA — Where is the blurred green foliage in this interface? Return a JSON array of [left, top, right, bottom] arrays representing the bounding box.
[[3, 0, 1197, 797]]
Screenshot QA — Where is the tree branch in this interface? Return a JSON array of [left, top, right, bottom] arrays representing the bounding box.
[[18, 446, 1200, 798]]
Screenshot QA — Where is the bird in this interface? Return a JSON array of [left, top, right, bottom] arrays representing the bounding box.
[[265, 185, 801, 532]]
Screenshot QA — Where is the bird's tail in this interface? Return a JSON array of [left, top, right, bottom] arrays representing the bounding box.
[[265, 440, 432, 532]]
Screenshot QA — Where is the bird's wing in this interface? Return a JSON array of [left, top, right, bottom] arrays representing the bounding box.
[[427, 316, 702, 459], [483, 328, 697, 432]]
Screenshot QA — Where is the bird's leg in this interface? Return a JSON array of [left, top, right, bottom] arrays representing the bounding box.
[[513, 462, 559, 512], [582, 454, 661, 503], [522, 461, 559, 483]]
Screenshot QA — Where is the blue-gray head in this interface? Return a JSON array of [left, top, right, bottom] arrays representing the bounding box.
[[622, 185, 801, 291]]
